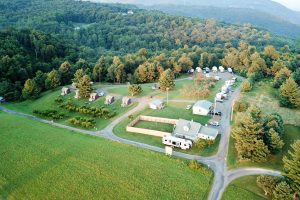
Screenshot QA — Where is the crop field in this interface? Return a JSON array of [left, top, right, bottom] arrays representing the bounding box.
[[114, 102, 220, 156], [3, 88, 137, 130], [0, 112, 213, 199], [228, 125, 300, 170], [222, 176, 266, 200]]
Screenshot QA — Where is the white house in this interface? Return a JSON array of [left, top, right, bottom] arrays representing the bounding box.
[[219, 66, 224, 72], [149, 99, 164, 110], [192, 100, 213, 116], [121, 96, 131, 107], [173, 119, 218, 141]]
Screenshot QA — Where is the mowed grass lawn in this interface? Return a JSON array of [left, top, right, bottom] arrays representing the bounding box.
[[228, 125, 300, 171], [222, 176, 266, 200], [114, 102, 220, 156], [0, 112, 213, 199], [239, 80, 300, 126], [3, 88, 137, 130]]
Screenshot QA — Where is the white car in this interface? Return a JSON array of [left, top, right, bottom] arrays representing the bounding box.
[[209, 121, 220, 126]]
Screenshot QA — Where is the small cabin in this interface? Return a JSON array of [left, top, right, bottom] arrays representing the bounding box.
[[121, 97, 131, 107], [89, 93, 99, 102], [61, 87, 70, 96], [74, 90, 80, 99], [219, 66, 224, 73], [149, 99, 164, 110], [105, 95, 115, 105], [0, 96, 5, 103]]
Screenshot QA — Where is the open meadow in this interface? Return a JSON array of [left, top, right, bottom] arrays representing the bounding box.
[[0, 111, 213, 199]]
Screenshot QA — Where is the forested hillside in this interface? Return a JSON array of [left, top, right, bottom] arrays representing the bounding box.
[[0, 0, 299, 103], [142, 5, 300, 38]]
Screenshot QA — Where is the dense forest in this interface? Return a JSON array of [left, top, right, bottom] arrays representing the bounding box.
[[0, 0, 299, 104]]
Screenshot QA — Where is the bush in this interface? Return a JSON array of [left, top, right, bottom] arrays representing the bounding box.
[[233, 101, 249, 112], [33, 109, 65, 120], [188, 160, 211, 175], [68, 117, 96, 128], [241, 79, 252, 92]]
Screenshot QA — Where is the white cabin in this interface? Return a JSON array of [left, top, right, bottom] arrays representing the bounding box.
[[192, 100, 213, 116]]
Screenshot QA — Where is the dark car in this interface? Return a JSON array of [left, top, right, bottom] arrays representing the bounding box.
[[209, 110, 222, 116]]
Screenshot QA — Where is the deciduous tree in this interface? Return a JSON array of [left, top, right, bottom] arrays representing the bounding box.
[[45, 69, 60, 90], [159, 69, 175, 91]]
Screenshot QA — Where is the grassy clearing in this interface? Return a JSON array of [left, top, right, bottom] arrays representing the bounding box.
[[239, 80, 300, 126], [222, 176, 267, 200], [114, 102, 220, 156], [134, 120, 174, 132], [3, 88, 137, 130], [228, 125, 300, 170], [0, 112, 213, 199]]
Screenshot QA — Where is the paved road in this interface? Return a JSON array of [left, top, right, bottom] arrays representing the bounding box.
[[0, 73, 282, 200]]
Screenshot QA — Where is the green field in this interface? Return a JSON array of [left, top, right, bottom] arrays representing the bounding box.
[[134, 120, 175, 132], [114, 102, 220, 156], [239, 80, 300, 126], [222, 176, 267, 200], [228, 125, 300, 170], [3, 88, 137, 130], [0, 112, 213, 199]]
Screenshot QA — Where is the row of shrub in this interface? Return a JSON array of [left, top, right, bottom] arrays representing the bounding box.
[[33, 109, 65, 120], [60, 101, 116, 118], [68, 117, 96, 128]]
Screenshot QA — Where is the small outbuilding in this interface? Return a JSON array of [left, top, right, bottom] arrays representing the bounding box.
[[122, 96, 132, 107], [105, 95, 115, 105], [89, 93, 99, 102], [149, 99, 164, 110], [0, 96, 5, 103], [74, 90, 80, 99], [61, 87, 70, 96], [219, 66, 224, 73], [212, 66, 218, 73], [192, 100, 213, 116]]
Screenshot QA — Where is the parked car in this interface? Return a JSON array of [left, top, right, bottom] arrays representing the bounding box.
[[209, 110, 222, 116], [186, 105, 192, 110], [209, 121, 220, 126]]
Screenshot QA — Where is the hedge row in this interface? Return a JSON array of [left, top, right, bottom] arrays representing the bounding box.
[[33, 109, 65, 120]]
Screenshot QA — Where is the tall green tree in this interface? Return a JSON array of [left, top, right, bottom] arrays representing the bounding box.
[[93, 56, 105, 82], [273, 181, 294, 200], [128, 84, 142, 96], [159, 69, 175, 92], [73, 69, 85, 86], [45, 69, 60, 90], [77, 75, 93, 99], [279, 78, 300, 108], [22, 79, 41, 99], [59, 61, 72, 85], [283, 140, 300, 192], [33, 70, 47, 91], [257, 175, 280, 196]]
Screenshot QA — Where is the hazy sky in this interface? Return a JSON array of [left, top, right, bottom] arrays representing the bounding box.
[[273, 0, 300, 11]]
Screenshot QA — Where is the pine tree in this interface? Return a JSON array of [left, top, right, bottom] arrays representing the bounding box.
[[268, 128, 284, 153], [45, 69, 60, 90], [279, 78, 300, 108], [241, 79, 252, 92], [77, 75, 93, 99], [273, 181, 294, 200], [33, 70, 46, 91], [128, 84, 142, 96], [59, 61, 72, 85], [93, 56, 105, 82], [283, 140, 300, 192], [232, 108, 270, 162], [159, 69, 175, 92], [273, 67, 292, 88], [22, 79, 41, 99], [73, 69, 85, 86], [257, 175, 280, 196]]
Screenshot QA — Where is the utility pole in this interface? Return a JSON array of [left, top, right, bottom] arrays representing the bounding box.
[[231, 99, 235, 122], [166, 87, 169, 105]]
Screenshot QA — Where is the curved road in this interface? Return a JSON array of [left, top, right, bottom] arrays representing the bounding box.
[[0, 74, 282, 200]]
